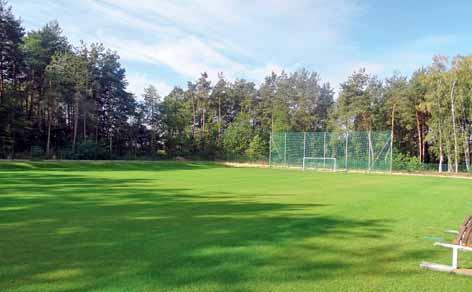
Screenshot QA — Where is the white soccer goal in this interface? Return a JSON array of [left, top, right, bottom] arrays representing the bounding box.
[[302, 157, 337, 172]]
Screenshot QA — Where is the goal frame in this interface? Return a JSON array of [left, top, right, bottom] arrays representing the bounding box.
[[302, 157, 337, 172]]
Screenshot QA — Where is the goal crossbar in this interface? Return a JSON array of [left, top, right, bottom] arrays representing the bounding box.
[[302, 157, 337, 172]]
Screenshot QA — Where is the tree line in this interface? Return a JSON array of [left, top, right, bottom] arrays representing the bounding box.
[[1, 1, 471, 173]]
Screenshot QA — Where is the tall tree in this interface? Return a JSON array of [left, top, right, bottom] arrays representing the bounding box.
[[384, 74, 412, 155], [160, 87, 190, 156], [452, 56, 472, 171], [425, 56, 449, 172], [0, 0, 23, 103], [0, 0, 24, 157], [408, 69, 429, 162], [142, 85, 160, 156], [195, 72, 211, 152], [210, 73, 228, 143]]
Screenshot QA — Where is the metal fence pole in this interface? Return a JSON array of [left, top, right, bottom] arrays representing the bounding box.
[[323, 132, 327, 167], [368, 131, 372, 172], [345, 132, 349, 171], [284, 132, 287, 166], [303, 132, 306, 169], [269, 132, 272, 167], [303, 132, 307, 158], [390, 132, 393, 173]]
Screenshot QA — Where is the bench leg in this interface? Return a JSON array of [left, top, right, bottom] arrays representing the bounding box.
[[452, 247, 458, 269]]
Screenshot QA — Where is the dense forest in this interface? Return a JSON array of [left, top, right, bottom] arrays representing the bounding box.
[[1, 1, 471, 173]]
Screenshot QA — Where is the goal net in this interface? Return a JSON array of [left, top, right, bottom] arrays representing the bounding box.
[[269, 131, 392, 172], [303, 157, 337, 172]]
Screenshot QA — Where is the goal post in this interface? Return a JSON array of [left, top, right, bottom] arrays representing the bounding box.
[[269, 131, 392, 172], [303, 157, 337, 172]]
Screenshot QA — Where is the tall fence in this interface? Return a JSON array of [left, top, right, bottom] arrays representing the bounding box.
[[269, 131, 392, 172]]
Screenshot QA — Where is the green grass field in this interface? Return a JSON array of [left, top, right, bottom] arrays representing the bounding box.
[[1, 161, 472, 291]]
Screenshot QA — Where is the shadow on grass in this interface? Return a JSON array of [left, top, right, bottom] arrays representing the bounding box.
[[0, 169, 422, 291], [0, 160, 224, 172]]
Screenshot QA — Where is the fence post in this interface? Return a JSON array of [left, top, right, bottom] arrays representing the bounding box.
[[390, 132, 393, 174], [303, 132, 306, 169], [323, 132, 327, 167], [368, 130, 372, 172], [345, 132, 349, 171], [284, 132, 287, 166], [269, 132, 272, 167]]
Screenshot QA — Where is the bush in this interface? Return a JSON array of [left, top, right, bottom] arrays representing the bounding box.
[[222, 113, 253, 158], [57, 142, 110, 160], [74, 142, 99, 160], [392, 153, 422, 172], [31, 146, 45, 161], [245, 135, 267, 161]]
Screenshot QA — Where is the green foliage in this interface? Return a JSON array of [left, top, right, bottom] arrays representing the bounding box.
[[30, 146, 44, 161], [392, 152, 422, 172], [160, 87, 191, 157], [74, 141, 98, 160], [0, 0, 24, 156], [222, 113, 253, 157], [3, 0, 472, 172], [334, 69, 383, 132], [246, 134, 267, 160]]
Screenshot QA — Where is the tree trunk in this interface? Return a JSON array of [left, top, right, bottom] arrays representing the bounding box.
[[0, 64, 4, 105], [83, 111, 87, 141], [109, 132, 113, 158], [450, 80, 458, 172], [368, 129, 373, 171], [95, 123, 99, 145], [151, 129, 156, 157], [46, 112, 52, 158], [7, 111, 13, 159], [421, 121, 426, 163], [218, 95, 221, 141], [95, 92, 100, 159], [390, 104, 396, 173], [202, 109, 206, 150], [151, 96, 155, 157], [464, 132, 470, 172], [73, 93, 80, 151], [28, 70, 35, 119], [438, 125, 444, 173], [46, 81, 53, 158], [191, 93, 196, 139], [415, 111, 423, 162], [437, 81, 443, 173], [447, 147, 452, 173]]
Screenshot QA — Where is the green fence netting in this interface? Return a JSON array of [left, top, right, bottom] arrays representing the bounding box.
[[270, 131, 392, 172]]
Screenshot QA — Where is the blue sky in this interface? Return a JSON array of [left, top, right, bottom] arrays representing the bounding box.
[[10, 0, 472, 97]]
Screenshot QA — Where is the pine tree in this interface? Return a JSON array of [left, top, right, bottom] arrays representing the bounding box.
[[0, 0, 24, 157], [143, 85, 160, 156]]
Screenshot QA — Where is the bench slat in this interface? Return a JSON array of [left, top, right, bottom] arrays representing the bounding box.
[[434, 242, 472, 252]]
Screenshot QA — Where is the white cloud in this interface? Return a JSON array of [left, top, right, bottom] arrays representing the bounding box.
[[85, 0, 183, 37], [99, 35, 247, 80], [85, 0, 362, 87], [13, 0, 357, 95], [13, 0, 471, 98], [98, 32, 288, 87], [245, 64, 285, 83], [127, 73, 173, 98]]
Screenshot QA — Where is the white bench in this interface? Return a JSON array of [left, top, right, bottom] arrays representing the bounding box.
[[421, 230, 472, 276]]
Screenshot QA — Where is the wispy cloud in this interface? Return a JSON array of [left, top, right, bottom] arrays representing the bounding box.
[[15, 0, 466, 97], [85, 0, 363, 87], [127, 73, 173, 98], [13, 0, 364, 94]]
